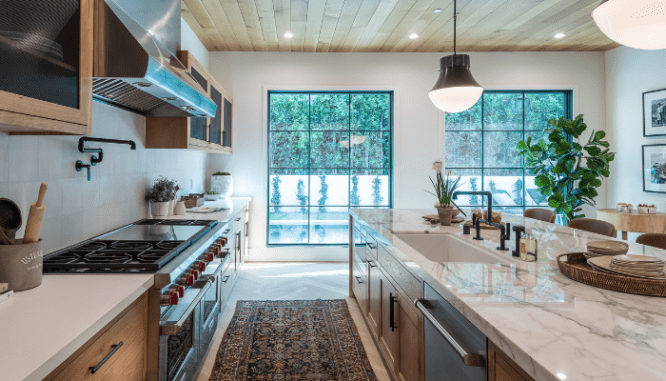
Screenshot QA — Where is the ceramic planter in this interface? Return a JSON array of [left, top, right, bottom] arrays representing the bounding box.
[[204, 193, 221, 201], [210, 175, 233, 198], [437, 206, 454, 226], [0, 239, 43, 291], [151, 201, 170, 219], [174, 201, 186, 215]]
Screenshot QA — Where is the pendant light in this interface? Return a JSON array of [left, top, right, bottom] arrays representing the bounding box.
[[592, 0, 666, 50], [428, 0, 483, 113]]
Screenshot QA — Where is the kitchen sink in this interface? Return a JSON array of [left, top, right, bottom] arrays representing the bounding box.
[[393, 233, 511, 265]]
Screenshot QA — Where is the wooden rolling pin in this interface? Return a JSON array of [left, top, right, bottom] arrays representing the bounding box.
[[23, 183, 47, 244]]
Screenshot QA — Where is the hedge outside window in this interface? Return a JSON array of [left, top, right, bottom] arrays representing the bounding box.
[[268, 91, 393, 245], [446, 91, 572, 215]]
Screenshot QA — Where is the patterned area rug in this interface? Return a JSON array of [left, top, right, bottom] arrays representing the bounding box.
[[208, 299, 377, 381]]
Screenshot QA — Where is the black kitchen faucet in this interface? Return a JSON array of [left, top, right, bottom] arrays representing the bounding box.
[[452, 191, 511, 251]]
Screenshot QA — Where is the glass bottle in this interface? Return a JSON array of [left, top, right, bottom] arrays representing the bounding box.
[[520, 228, 538, 262]]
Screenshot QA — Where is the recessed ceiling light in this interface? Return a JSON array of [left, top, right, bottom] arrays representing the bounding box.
[[284, 31, 294, 39], [409, 33, 419, 39], [434, 8, 442, 13], [554, 33, 566, 39]]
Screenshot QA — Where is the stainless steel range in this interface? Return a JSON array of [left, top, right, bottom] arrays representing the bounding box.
[[43, 219, 235, 381]]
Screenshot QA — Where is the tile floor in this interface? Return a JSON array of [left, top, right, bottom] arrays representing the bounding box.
[[197, 262, 391, 381]]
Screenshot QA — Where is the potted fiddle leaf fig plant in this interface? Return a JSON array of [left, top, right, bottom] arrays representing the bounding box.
[[516, 114, 614, 222], [426, 161, 464, 226], [146, 176, 178, 219]]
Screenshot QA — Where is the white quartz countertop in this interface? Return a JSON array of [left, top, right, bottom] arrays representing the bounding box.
[[351, 208, 666, 381], [0, 274, 154, 381]]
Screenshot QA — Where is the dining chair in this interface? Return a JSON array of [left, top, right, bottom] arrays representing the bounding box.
[[568, 218, 617, 237], [523, 208, 557, 223], [636, 233, 666, 250]]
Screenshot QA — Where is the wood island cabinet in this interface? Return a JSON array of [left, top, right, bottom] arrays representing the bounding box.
[[145, 51, 232, 154], [351, 216, 535, 381]]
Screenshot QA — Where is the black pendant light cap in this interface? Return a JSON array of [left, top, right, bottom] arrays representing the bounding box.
[[431, 54, 482, 91]]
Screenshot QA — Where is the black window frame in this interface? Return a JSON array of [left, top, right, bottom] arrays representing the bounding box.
[[445, 90, 573, 214], [266, 90, 394, 246]]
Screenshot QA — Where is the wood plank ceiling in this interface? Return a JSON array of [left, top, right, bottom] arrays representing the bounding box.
[[181, 0, 620, 52]]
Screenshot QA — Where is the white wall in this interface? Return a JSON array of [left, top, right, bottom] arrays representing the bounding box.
[[0, 102, 208, 254], [206, 51, 607, 261], [605, 46, 666, 240], [180, 18, 209, 69]]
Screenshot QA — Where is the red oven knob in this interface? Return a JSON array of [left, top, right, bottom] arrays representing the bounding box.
[[160, 291, 179, 306], [192, 270, 199, 280], [177, 272, 195, 286], [213, 245, 220, 256], [201, 252, 215, 262], [176, 285, 185, 298], [220, 237, 227, 246], [195, 261, 206, 272]]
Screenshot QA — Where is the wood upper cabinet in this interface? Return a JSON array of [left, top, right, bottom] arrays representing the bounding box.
[[0, 0, 93, 135], [145, 51, 232, 154], [45, 293, 148, 381]]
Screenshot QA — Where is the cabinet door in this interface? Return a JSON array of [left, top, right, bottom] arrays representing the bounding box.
[[397, 292, 423, 381], [0, 0, 93, 133], [352, 262, 369, 316], [367, 262, 381, 337], [222, 95, 232, 149], [380, 274, 399, 370], [208, 83, 223, 146]]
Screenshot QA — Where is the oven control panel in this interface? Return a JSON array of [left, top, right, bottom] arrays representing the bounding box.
[[160, 233, 231, 307]]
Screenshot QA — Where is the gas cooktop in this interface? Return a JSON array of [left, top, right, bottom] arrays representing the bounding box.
[[43, 219, 217, 273]]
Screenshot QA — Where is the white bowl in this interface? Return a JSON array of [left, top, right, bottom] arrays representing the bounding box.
[[204, 193, 221, 201]]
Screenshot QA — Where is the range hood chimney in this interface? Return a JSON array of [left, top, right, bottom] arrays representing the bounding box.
[[92, 0, 216, 118]]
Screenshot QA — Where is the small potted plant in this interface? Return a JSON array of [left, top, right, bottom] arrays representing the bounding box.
[[426, 161, 464, 226], [210, 172, 233, 199], [146, 176, 178, 219], [204, 190, 221, 201]]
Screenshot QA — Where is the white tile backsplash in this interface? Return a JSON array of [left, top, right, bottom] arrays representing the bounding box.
[[0, 101, 208, 254]]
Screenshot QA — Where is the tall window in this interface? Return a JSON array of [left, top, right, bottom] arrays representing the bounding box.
[[446, 91, 572, 214], [268, 91, 393, 245]]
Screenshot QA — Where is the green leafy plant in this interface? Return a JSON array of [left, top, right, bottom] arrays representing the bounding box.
[[146, 177, 178, 202], [318, 175, 328, 212], [205, 191, 219, 195], [296, 179, 308, 213], [516, 114, 614, 222], [372, 176, 383, 206], [212, 172, 231, 176], [270, 175, 282, 213], [426, 163, 464, 207]]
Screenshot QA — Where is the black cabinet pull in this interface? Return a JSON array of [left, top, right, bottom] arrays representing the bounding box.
[[390, 293, 398, 332], [355, 276, 364, 284], [222, 275, 230, 283], [367, 260, 377, 268], [90, 342, 124, 374], [235, 217, 241, 221], [366, 242, 376, 249]]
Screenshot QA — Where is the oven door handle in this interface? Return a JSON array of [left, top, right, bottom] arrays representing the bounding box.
[[415, 298, 485, 367], [160, 281, 212, 336]]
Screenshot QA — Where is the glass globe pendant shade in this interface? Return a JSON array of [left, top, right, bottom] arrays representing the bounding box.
[[429, 54, 483, 113], [592, 0, 666, 50]]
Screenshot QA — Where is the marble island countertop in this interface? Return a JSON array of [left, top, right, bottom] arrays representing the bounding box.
[[351, 208, 666, 381]]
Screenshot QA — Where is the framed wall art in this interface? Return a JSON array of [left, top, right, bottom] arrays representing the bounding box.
[[644, 89, 666, 137], [643, 144, 666, 193]]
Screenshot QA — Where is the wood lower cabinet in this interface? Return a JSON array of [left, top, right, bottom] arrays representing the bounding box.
[[488, 341, 536, 381], [45, 293, 148, 381], [352, 227, 424, 381]]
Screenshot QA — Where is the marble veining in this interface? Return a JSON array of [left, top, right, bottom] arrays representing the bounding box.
[[351, 208, 666, 381]]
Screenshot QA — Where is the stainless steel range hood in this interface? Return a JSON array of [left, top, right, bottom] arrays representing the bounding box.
[[93, 0, 216, 117]]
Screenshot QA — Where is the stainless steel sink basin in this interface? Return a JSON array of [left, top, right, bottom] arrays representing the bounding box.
[[393, 233, 511, 264]]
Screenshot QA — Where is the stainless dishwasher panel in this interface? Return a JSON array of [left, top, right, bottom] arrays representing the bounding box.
[[418, 282, 487, 381]]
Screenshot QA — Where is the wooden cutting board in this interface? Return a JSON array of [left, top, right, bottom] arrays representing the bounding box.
[[464, 220, 504, 230]]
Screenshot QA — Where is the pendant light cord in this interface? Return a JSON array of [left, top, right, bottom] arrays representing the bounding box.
[[453, 0, 457, 56]]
